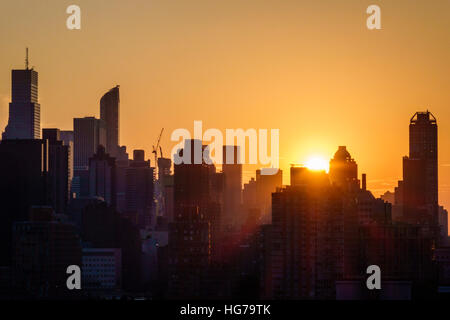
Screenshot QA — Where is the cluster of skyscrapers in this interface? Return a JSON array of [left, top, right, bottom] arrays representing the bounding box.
[[0, 55, 449, 300]]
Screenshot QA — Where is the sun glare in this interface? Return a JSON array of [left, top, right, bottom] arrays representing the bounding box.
[[305, 156, 329, 172]]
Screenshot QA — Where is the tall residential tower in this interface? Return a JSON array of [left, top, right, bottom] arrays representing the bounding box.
[[100, 85, 120, 157]]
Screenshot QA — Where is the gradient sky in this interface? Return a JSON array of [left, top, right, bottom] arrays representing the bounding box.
[[1, 0, 450, 230]]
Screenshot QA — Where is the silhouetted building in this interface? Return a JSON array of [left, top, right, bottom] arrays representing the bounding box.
[[12, 207, 81, 298], [2, 54, 40, 140], [256, 168, 282, 224], [60, 130, 74, 198], [438, 206, 449, 241], [435, 247, 450, 287], [89, 145, 116, 207], [158, 157, 173, 221], [168, 140, 222, 298], [381, 191, 395, 205], [125, 150, 154, 228], [329, 146, 359, 192], [359, 222, 435, 298], [81, 200, 142, 291], [43, 128, 69, 214], [222, 145, 243, 229], [399, 111, 439, 235], [73, 117, 106, 198], [271, 168, 344, 299], [0, 139, 49, 266], [73, 117, 106, 169], [100, 86, 120, 157]]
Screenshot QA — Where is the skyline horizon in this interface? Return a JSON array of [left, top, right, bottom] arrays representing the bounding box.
[[0, 59, 447, 204], [1, 1, 450, 233]]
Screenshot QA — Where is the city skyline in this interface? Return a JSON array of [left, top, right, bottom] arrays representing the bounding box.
[[1, 2, 450, 299], [1, 1, 450, 214], [1, 57, 449, 233]]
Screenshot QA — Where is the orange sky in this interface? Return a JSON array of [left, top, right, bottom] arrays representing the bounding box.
[[1, 1, 450, 232]]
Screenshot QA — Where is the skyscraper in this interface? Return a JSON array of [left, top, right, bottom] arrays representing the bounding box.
[[168, 140, 221, 298], [0, 139, 49, 266], [73, 117, 106, 169], [100, 85, 120, 157], [125, 150, 154, 228], [89, 145, 116, 207], [2, 50, 40, 140], [329, 146, 359, 191], [43, 128, 70, 214], [60, 130, 74, 197], [271, 168, 344, 299], [402, 111, 438, 226], [73, 117, 106, 197], [222, 145, 243, 229]]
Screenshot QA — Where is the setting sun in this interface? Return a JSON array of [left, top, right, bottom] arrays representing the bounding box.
[[305, 156, 329, 172]]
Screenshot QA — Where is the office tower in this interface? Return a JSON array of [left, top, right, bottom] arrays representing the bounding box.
[[89, 145, 116, 207], [168, 140, 221, 298], [271, 168, 344, 299], [43, 129, 69, 214], [2, 51, 40, 140], [100, 85, 120, 157], [0, 139, 48, 266], [222, 145, 243, 229], [73, 117, 106, 169], [125, 150, 154, 228], [12, 206, 82, 298], [329, 146, 359, 191], [60, 130, 74, 196], [73, 117, 106, 198], [402, 111, 438, 225]]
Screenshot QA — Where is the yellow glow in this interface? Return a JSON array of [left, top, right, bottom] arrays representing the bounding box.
[[305, 156, 329, 172]]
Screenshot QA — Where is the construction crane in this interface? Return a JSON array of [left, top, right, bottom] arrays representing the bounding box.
[[152, 128, 164, 176]]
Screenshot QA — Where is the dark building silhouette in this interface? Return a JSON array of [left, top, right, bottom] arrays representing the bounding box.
[[60, 130, 74, 197], [12, 206, 82, 298], [402, 111, 438, 227], [73, 117, 106, 169], [43, 128, 70, 214], [0, 139, 49, 266], [81, 200, 142, 291], [256, 168, 283, 224], [168, 140, 222, 298], [157, 157, 173, 222], [329, 146, 359, 192], [2, 51, 40, 140], [125, 150, 154, 228], [222, 145, 243, 230], [271, 168, 344, 299], [73, 117, 106, 198], [100, 85, 120, 157], [89, 145, 116, 207]]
